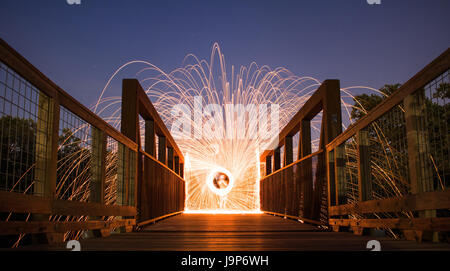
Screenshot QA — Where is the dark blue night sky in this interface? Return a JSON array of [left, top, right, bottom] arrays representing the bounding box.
[[0, 0, 449, 108]]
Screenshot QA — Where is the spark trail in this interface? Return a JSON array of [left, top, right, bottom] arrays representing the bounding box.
[[93, 43, 389, 213]]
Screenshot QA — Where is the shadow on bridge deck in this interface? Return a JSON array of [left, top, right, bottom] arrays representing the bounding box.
[[14, 214, 450, 251]]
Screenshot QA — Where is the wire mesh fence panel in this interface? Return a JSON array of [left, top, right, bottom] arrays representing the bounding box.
[[0, 61, 49, 196], [364, 103, 409, 200], [116, 142, 127, 206], [416, 70, 449, 191], [105, 136, 119, 205], [128, 149, 136, 207], [340, 137, 359, 205], [57, 106, 92, 201]]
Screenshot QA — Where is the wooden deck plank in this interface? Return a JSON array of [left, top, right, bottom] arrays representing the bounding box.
[[10, 214, 450, 251]]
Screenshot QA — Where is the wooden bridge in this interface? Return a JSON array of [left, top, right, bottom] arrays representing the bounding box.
[[0, 38, 449, 251]]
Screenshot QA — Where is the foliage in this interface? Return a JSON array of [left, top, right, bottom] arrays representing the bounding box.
[[350, 84, 401, 121], [0, 116, 37, 193]]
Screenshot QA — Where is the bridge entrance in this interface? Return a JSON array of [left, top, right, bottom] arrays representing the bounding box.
[[0, 38, 449, 250]]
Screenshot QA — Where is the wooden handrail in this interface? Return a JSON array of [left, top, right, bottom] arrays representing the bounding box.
[[140, 150, 185, 182], [136, 82, 184, 162], [260, 79, 340, 160]]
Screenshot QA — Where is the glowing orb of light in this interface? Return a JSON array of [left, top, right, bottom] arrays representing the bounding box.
[[206, 167, 235, 197]]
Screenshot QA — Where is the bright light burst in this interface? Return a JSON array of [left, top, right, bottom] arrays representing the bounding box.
[[93, 43, 376, 213]]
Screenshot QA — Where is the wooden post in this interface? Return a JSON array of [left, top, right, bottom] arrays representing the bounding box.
[[121, 79, 140, 217], [174, 156, 180, 174], [357, 130, 372, 201], [167, 147, 174, 170], [90, 127, 106, 204], [404, 91, 437, 242], [33, 92, 60, 244], [300, 120, 311, 158], [322, 80, 342, 146], [322, 79, 343, 210], [158, 136, 167, 164], [145, 119, 156, 156], [180, 163, 184, 178], [274, 147, 281, 171], [34, 92, 59, 198], [284, 136, 293, 166], [404, 92, 435, 194], [88, 127, 108, 237], [121, 80, 140, 145], [265, 155, 272, 176]]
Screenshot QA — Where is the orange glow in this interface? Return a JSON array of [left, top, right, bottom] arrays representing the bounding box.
[[93, 43, 382, 213], [184, 209, 263, 214]]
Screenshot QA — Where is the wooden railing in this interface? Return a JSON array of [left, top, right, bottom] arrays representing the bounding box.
[[0, 38, 185, 246], [260, 80, 342, 225], [260, 48, 450, 241], [120, 79, 185, 226], [325, 48, 450, 240]]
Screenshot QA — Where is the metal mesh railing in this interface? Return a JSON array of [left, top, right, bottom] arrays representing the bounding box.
[[57, 106, 92, 201], [0, 61, 48, 196], [340, 137, 358, 205], [325, 49, 450, 237], [0, 41, 148, 248], [416, 70, 449, 191], [128, 150, 136, 206], [365, 104, 409, 200], [105, 136, 119, 205]]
